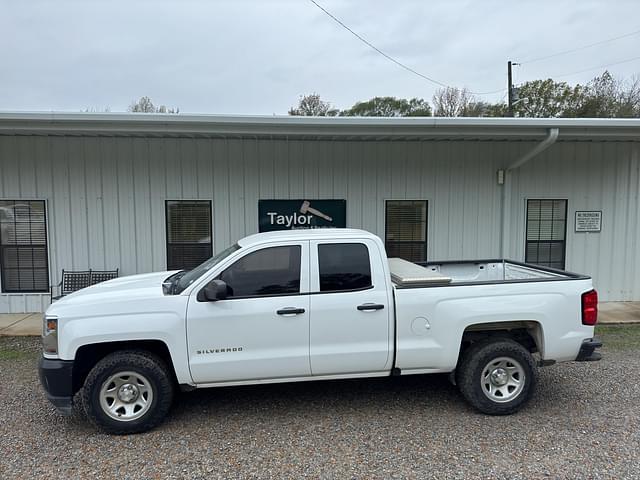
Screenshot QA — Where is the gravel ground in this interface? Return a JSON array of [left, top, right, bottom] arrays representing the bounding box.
[[1, 333, 639, 480]]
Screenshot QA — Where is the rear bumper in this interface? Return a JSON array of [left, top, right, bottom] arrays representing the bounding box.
[[575, 337, 603, 362], [38, 356, 75, 415]]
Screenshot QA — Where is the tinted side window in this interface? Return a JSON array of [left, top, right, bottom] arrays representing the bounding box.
[[219, 246, 301, 298], [318, 243, 372, 292]]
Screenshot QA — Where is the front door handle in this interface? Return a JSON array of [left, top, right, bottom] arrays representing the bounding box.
[[357, 303, 385, 311], [277, 307, 306, 315]]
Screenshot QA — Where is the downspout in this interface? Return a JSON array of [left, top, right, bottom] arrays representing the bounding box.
[[508, 128, 559, 171], [500, 127, 560, 259]]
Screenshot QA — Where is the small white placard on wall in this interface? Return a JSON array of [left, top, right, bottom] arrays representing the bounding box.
[[575, 211, 602, 232]]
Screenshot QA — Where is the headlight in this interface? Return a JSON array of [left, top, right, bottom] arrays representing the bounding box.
[[42, 315, 58, 355]]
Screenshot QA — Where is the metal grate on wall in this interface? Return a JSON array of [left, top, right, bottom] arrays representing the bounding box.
[[0, 200, 49, 292], [525, 199, 568, 270]]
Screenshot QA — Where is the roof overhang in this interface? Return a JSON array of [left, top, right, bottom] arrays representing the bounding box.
[[0, 112, 639, 142]]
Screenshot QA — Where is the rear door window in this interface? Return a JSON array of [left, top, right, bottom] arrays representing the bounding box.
[[318, 243, 372, 292]]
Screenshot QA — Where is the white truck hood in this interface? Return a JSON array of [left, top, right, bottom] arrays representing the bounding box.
[[46, 270, 180, 315]]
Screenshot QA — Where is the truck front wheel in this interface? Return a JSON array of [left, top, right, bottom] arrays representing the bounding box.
[[456, 339, 536, 415], [81, 350, 175, 434]]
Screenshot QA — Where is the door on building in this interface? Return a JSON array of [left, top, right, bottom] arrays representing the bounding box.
[[525, 199, 568, 270], [309, 239, 392, 375], [187, 242, 311, 383], [165, 200, 212, 270]]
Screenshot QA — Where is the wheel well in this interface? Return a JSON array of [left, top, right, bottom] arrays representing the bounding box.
[[460, 321, 543, 359], [72, 340, 177, 394]]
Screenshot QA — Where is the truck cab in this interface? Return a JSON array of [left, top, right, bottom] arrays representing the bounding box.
[[186, 231, 394, 383]]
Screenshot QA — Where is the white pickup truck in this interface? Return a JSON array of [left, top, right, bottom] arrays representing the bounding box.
[[39, 229, 601, 434]]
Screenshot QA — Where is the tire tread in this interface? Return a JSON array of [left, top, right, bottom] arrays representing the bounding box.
[[80, 350, 174, 434], [457, 338, 536, 415]]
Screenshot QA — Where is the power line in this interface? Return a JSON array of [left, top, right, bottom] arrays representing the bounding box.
[[551, 54, 640, 79], [520, 27, 640, 65], [515, 54, 640, 87], [308, 0, 447, 88], [308, 0, 503, 96], [308, 0, 639, 98], [471, 86, 507, 95]]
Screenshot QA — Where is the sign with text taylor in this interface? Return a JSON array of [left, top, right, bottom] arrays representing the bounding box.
[[259, 200, 346, 232]]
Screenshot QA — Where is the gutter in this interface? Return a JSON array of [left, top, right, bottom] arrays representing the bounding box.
[[0, 115, 638, 140], [508, 128, 559, 170]]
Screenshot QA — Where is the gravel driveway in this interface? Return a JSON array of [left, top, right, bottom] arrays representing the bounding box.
[[1, 330, 639, 480]]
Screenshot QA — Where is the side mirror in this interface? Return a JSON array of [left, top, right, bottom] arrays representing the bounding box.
[[198, 279, 228, 302]]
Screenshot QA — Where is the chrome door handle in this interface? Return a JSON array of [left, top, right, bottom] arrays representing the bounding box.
[[277, 307, 306, 315], [357, 303, 385, 311]]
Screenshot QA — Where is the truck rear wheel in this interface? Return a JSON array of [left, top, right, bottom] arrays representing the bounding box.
[[81, 350, 174, 434], [456, 339, 536, 415]]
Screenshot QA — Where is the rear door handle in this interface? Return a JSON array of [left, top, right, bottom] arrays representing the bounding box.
[[357, 303, 385, 311], [277, 307, 306, 315]]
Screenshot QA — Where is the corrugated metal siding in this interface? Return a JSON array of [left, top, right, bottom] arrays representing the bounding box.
[[0, 134, 638, 312], [508, 141, 640, 301]]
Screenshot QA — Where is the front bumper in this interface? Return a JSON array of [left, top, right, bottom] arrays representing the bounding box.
[[38, 356, 75, 415], [575, 337, 603, 362]]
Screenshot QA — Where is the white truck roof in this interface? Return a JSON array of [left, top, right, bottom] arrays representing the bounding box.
[[238, 228, 379, 247]]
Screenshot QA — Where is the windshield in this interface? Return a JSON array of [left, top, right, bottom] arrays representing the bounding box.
[[173, 243, 240, 294]]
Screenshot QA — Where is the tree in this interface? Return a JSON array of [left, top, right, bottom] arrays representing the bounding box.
[[619, 75, 640, 117], [404, 97, 432, 116], [340, 96, 431, 116], [463, 100, 510, 117], [508, 79, 582, 118], [289, 70, 638, 120], [568, 71, 640, 118], [580, 71, 620, 117], [509, 72, 639, 118], [483, 102, 509, 117], [432, 87, 479, 117], [288, 93, 338, 116], [128, 96, 179, 114]]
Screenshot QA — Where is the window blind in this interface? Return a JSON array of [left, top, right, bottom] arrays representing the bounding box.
[[0, 200, 49, 292], [525, 199, 567, 270], [166, 201, 212, 270], [385, 200, 428, 263]]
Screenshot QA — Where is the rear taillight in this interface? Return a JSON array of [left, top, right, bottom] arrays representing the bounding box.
[[582, 290, 598, 326]]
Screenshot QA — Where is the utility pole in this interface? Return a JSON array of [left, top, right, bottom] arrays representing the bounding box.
[[507, 60, 519, 117]]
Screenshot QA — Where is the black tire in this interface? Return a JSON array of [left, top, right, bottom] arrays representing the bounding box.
[[81, 350, 174, 434], [456, 338, 537, 415]]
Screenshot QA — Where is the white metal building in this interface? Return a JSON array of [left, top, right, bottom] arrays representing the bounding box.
[[0, 112, 639, 313]]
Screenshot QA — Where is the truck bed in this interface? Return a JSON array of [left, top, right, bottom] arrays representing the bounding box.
[[389, 258, 585, 288]]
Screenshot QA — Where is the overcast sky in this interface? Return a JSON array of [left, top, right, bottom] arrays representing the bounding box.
[[1, 0, 639, 114]]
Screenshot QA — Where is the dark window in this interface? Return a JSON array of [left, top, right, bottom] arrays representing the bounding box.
[[166, 201, 212, 270], [0, 200, 49, 293], [318, 243, 372, 292], [385, 200, 428, 263], [525, 199, 568, 270], [219, 246, 301, 297]]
